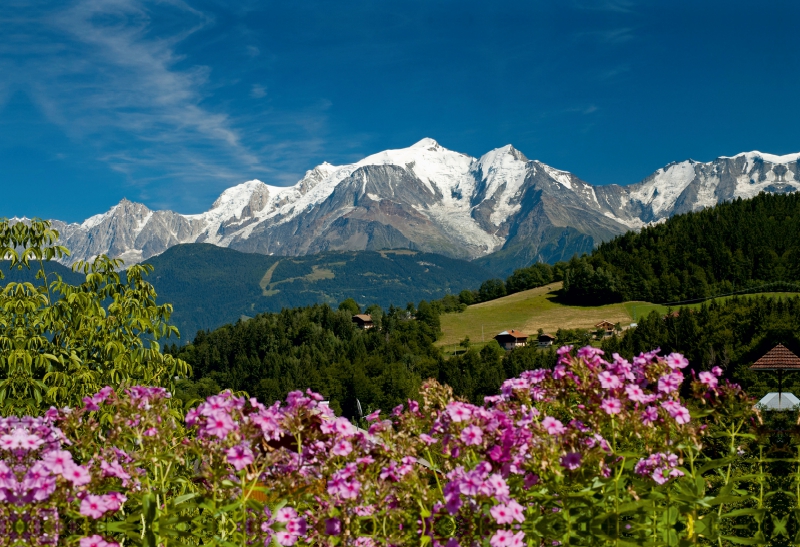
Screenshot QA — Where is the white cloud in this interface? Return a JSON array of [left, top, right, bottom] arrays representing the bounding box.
[[0, 0, 337, 213], [250, 84, 267, 98]]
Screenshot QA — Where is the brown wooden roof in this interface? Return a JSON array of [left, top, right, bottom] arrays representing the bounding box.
[[352, 314, 373, 322], [750, 344, 800, 370], [595, 320, 615, 328]]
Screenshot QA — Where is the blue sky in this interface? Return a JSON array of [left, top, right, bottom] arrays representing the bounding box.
[[3, 0, 800, 222]]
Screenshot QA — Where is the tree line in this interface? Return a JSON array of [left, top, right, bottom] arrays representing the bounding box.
[[170, 291, 800, 414], [167, 300, 558, 416], [562, 192, 800, 304], [430, 261, 567, 313]]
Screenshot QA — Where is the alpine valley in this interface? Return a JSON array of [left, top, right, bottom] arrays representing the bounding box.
[[45, 139, 800, 276]]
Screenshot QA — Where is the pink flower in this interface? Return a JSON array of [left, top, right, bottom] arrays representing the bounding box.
[[490, 503, 514, 524], [460, 425, 483, 446], [102, 492, 127, 511], [600, 397, 622, 415], [365, 410, 381, 422], [81, 494, 112, 519], [63, 463, 92, 486], [275, 507, 298, 522], [661, 400, 691, 424], [42, 450, 74, 475], [712, 366, 723, 377], [642, 406, 659, 424], [285, 518, 307, 535], [698, 371, 718, 389], [490, 529, 525, 547], [226, 443, 254, 471], [0, 461, 15, 489], [560, 452, 582, 470], [204, 410, 235, 439], [624, 384, 646, 402], [419, 433, 437, 445], [340, 479, 361, 499], [447, 402, 472, 422], [331, 440, 353, 457], [658, 371, 683, 393], [275, 531, 297, 546], [598, 371, 622, 389], [666, 353, 689, 369], [0, 429, 43, 451], [506, 499, 525, 522], [100, 459, 131, 483], [333, 417, 354, 436], [79, 536, 113, 547], [486, 473, 510, 502], [541, 416, 566, 435]]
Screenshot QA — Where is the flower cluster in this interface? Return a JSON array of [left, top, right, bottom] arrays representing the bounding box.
[[185, 388, 431, 545], [0, 412, 130, 547], [404, 347, 733, 545], [0, 346, 752, 547], [635, 452, 684, 485]]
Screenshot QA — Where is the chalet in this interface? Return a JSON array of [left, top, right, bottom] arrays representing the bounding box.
[[494, 330, 528, 351], [538, 333, 556, 348], [352, 314, 374, 330], [595, 320, 616, 336]]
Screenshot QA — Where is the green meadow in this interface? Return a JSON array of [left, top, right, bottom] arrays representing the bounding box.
[[438, 283, 800, 350]]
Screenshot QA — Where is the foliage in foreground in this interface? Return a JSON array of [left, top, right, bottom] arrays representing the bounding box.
[[0, 219, 190, 415], [2, 346, 787, 547]]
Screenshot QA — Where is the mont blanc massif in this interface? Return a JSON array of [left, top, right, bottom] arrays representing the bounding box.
[[49, 138, 800, 275]]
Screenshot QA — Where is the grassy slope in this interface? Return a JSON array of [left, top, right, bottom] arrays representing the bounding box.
[[438, 282, 633, 347], [440, 284, 800, 349]]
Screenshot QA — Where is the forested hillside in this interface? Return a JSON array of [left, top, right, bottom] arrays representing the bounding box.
[[145, 244, 493, 339], [170, 293, 800, 416], [562, 192, 800, 304], [168, 302, 556, 416]]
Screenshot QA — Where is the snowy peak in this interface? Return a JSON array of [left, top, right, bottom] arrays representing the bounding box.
[[209, 180, 270, 217], [722, 150, 800, 164], [43, 140, 800, 273], [535, 161, 574, 190], [409, 137, 442, 150]]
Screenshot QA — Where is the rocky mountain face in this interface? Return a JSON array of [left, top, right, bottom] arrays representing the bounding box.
[[44, 140, 800, 275]]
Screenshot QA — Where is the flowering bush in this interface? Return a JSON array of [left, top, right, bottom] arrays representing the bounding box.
[[0, 346, 773, 546]]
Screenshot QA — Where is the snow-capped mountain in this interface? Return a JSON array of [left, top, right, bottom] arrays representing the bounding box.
[[45, 139, 800, 274]]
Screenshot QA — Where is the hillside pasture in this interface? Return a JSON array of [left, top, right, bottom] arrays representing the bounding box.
[[437, 282, 633, 347]]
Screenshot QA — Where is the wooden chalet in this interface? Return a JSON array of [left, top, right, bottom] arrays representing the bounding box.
[[352, 314, 374, 330], [495, 330, 528, 351], [538, 333, 556, 348], [595, 320, 616, 336]]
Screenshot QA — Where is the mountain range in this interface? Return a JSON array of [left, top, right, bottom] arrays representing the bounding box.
[[44, 139, 800, 275]]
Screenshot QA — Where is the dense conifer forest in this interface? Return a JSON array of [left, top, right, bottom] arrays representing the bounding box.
[[562, 192, 800, 304]]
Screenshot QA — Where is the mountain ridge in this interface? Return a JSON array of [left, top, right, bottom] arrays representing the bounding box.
[[36, 140, 800, 274]]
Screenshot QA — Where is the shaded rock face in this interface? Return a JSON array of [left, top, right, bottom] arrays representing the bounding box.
[[43, 141, 800, 274]]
